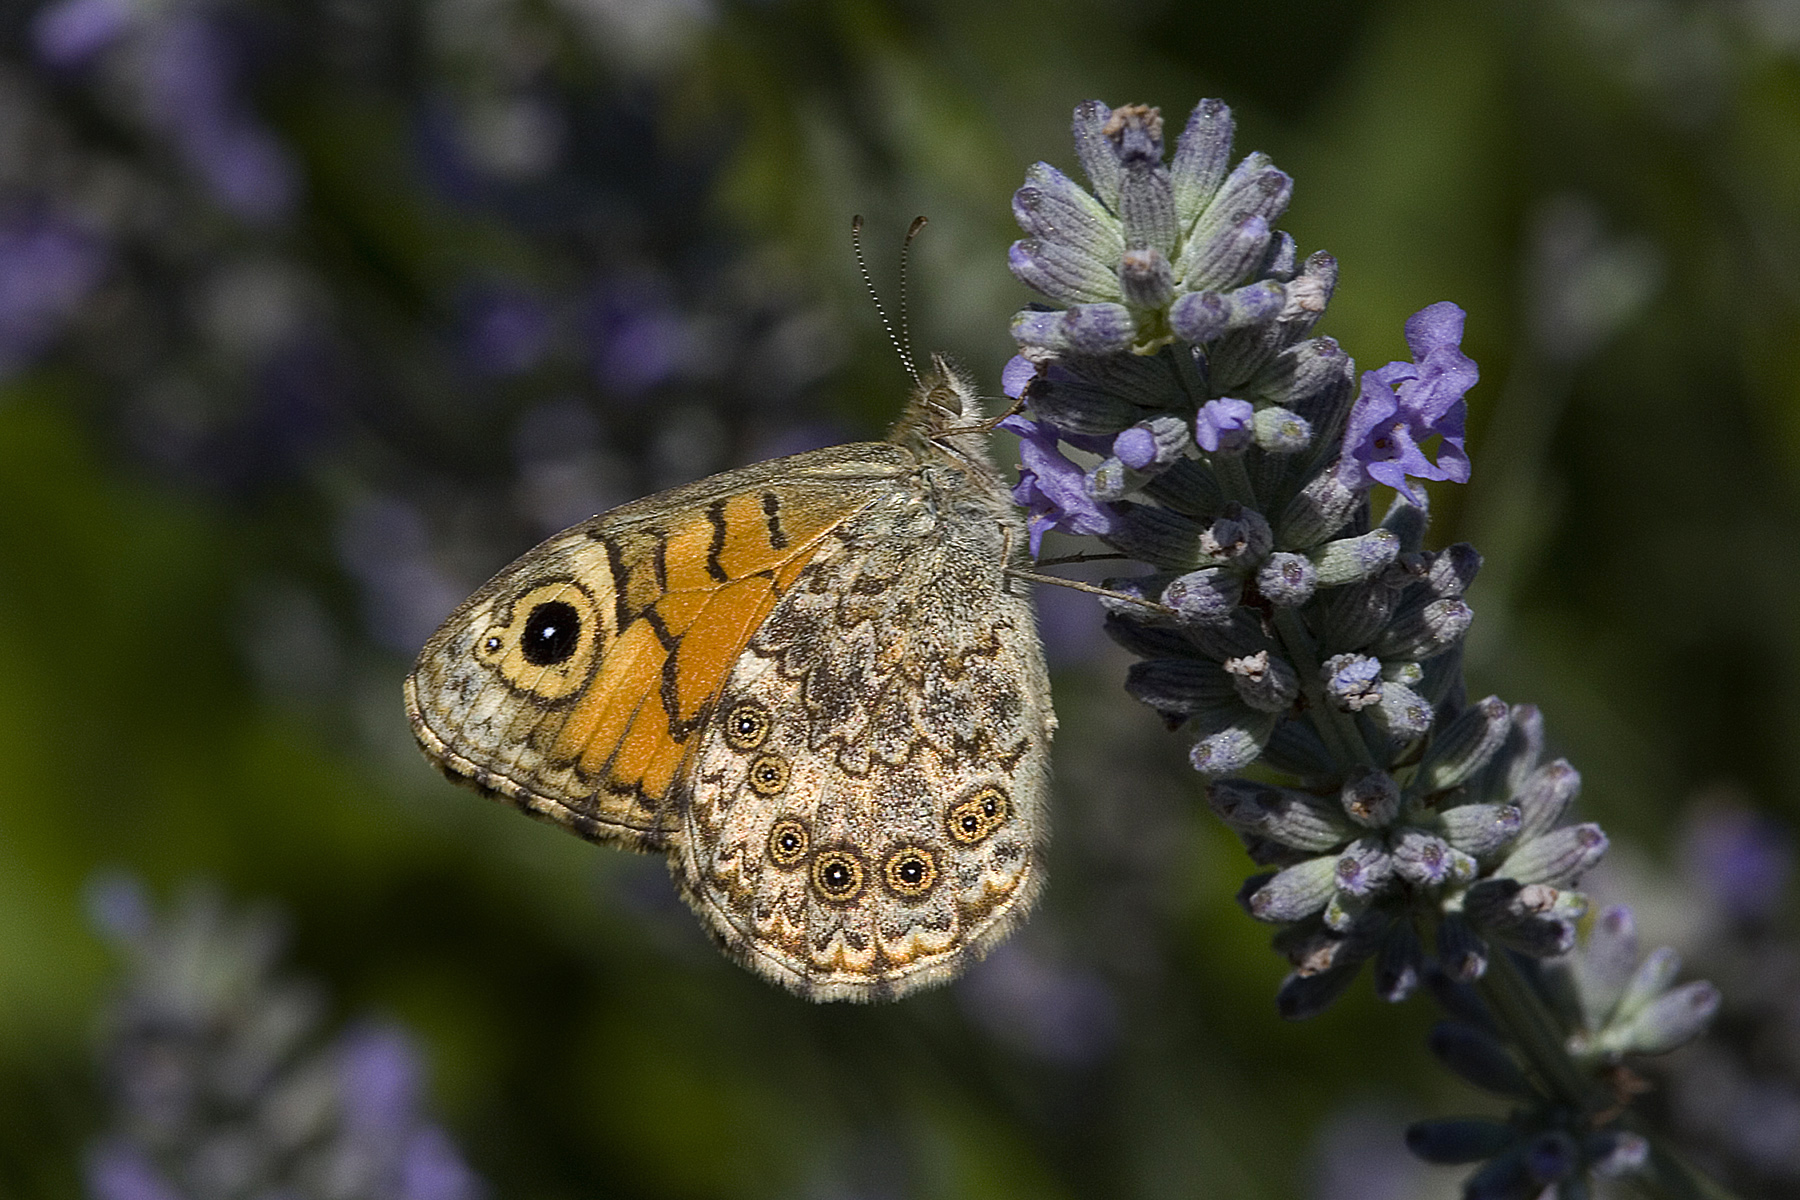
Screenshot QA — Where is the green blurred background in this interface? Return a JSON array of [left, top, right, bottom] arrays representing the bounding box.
[[3, 0, 1798, 1196]]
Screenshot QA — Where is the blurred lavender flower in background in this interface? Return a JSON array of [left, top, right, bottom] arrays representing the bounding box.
[[0, 209, 106, 376], [85, 876, 484, 1200]]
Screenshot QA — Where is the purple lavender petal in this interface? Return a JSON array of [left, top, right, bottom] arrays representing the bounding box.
[[1682, 803, 1792, 924], [32, 0, 132, 68], [458, 284, 551, 376], [1194, 397, 1253, 453], [1341, 303, 1479, 501], [400, 1126, 487, 1200], [0, 213, 107, 375], [1001, 354, 1035, 399], [337, 1024, 422, 1135], [85, 1142, 182, 1200]]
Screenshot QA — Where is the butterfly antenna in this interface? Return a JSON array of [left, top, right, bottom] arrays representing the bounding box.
[[897, 215, 928, 380], [852, 214, 921, 386]]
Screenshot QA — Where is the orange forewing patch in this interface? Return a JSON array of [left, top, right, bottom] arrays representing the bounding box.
[[540, 484, 876, 805]]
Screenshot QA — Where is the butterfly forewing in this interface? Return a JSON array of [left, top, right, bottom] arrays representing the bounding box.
[[406, 445, 914, 850]]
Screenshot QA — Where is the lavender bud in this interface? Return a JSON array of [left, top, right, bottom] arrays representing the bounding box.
[[1380, 492, 1429, 552], [1195, 153, 1292, 241], [1322, 888, 1369, 933], [1616, 946, 1682, 1020], [1428, 543, 1482, 596], [1392, 828, 1458, 886], [1514, 759, 1581, 842], [1436, 804, 1523, 859], [1573, 906, 1639, 1028], [1278, 464, 1361, 549], [1062, 302, 1138, 353], [1199, 503, 1272, 565], [1124, 657, 1236, 716], [1110, 110, 1177, 255], [1462, 1150, 1533, 1200], [1341, 769, 1401, 827], [1207, 779, 1352, 852], [1315, 581, 1399, 651], [1585, 1130, 1649, 1178], [1284, 249, 1338, 321], [1427, 1020, 1534, 1098], [1256, 552, 1316, 607], [1223, 280, 1286, 330], [1524, 1131, 1579, 1182], [1258, 230, 1297, 280], [1417, 696, 1512, 794], [1310, 529, 1400, 587], [1084, 456, 1145, 501], [1322, 653, 1384, 715], [1169, 289, 1228, 343], [1494, 823, 1608, 888], [1180, 214, 1272, 293], [1246, 855, 1339, 921], [1262, 718, 1336, 777], [1255, 335, 1351, 416], [1275, 958, 1362, 1021], [1009, 237, 1119, 305], [1607, 980, 1721, 1056], [1370, 682, 1433, 737], [1010, 308, 1066, 350], [1491, 914, 1578, 958], [1224, 650, 1298, 713], [1013, 163, 1122, 255], [1168, 98, 1233, 223], [1334, 836, 1394, 898], [1249, 405, 1311, 453], [1367, 598, 1473, 661], [1405, 1118, 1514, 1165], [1189, 717, 1272, 775], [1436, 913, 1489, 981], [1374, 920, 1423, 1001], [1418, 642, 1466, 710], [1160, 567, 1240, 626], [1108, 504, 1206, 567], [1119, 247, 1176, 308], [1113, 415, 1191, 469], [1070, 100, 1123, 210]]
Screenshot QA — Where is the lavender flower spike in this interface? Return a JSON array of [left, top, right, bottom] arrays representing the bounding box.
[[1342, 301, 1479, 503]]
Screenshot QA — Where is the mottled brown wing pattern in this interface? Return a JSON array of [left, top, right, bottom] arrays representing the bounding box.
[[405, 446, 916, 851], [673, 449, 1055, 1001]]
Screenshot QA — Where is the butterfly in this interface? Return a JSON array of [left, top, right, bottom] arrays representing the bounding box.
[[404, 355, 1055, 1001]]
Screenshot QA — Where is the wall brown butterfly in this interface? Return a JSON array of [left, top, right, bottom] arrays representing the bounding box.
[[404, 355, 1055, 1001]]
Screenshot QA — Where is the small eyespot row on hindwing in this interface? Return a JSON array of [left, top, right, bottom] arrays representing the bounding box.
[[947, 786, 1010, 845], [724, 701, 771, 751], [767, 817, 809, 868], [747, 753, 789, 796], [811, 849, 865, 903], [881, 845, 940, 901]]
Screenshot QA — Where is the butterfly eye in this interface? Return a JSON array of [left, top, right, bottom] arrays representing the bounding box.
[[882, 846, 939, 899], [724, 701, 772, 751], [748, 754, 790, 796], [767, 818, 810, 868], [521, 600, 581, 666], [811, 850, 865, 902], [947, 787, 1009, 845]]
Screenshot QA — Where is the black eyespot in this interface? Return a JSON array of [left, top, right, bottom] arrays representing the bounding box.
[[811, 850, 865, 901], [767, 818, 809, 868], [748, 754, 790, 796], [521, 600, 581, 666], [724, 701, 771, 751], [483, 635, 503, 653], [947, 788, 1009, 845], [882, 845, 939, 899]]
